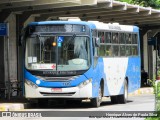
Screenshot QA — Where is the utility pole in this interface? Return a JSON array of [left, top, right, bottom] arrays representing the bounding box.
[[7, 22, 10, 100], [156, 37, 158, 80]]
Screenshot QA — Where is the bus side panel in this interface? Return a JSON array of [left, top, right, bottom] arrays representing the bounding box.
[[103, 58, 129, 96], [90, 58, 109, 97], [126, 57, 141, 93]]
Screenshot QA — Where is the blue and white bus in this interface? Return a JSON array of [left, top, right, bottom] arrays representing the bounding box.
[[22, 20, 141, 107]]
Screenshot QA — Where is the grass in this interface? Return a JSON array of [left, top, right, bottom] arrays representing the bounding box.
[[145, 80, 160, 120]]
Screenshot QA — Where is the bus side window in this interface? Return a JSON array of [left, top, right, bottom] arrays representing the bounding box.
[[132, 34, 138, 56], [99, 45, 106, 56], [112, 32, 119, 44], [106, 45, 112, 56], [112, 32, 119, 56], [112, 45, 119, 56], [132, 34, 138, 44], [126, 33, 131, 44], [120, 45, 126, 56], [119, 33, 125, 56], [105, 32, 111, 43], [132, 46, 138, 56], [98, 31, 105, 43], [92, 30, 97, 56], [125, 33, 132, 56], [119, 33, 125, 44], [126, 46, 132, 56]]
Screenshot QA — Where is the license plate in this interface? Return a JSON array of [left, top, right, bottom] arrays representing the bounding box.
[[51, 88, 62, 92]]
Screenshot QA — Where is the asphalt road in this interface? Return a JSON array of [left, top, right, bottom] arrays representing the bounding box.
[[0, 94, 154, 120], [19, 94, 155, 120]]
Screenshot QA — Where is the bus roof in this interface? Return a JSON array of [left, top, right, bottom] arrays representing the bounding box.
[[28, 21, 139, 33], [89, 21, 139, 32]]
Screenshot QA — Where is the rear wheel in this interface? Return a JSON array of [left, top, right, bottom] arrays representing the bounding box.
[[118, 80, 128, 104], [110, 80, 128, 104], [91, 85, 102, 107]]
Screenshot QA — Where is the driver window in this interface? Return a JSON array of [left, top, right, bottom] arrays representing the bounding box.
[[43, 37, 56, 63]]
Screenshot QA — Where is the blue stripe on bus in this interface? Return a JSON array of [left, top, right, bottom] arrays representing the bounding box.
[[126, 57, 141, 93], [85, 58, 109, 97]]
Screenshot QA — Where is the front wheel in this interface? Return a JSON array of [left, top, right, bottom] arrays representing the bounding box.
[[91, 85, 102, 107]]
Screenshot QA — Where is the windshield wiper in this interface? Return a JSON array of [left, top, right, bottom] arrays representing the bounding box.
[[71, 34, 76, 40], [67, 34, 76, 44]]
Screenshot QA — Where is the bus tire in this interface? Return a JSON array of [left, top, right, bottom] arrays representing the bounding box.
[[118, 80, 128, 104], [91, 84, 102, 107]]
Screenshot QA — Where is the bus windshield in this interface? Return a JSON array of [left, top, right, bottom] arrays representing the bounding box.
[[25, 35, 91, 71]]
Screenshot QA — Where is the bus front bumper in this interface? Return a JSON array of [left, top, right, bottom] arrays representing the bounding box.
[[25, 82, 92, 99]]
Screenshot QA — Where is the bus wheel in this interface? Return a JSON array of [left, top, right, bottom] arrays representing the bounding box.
[[118, 80, 128, 104], [91, 85, 102, 107]]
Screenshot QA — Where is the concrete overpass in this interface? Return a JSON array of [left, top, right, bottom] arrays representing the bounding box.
[[0, 0, 159, 97]]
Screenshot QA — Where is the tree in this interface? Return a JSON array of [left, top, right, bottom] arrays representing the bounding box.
[[117, 0, 160, 9]]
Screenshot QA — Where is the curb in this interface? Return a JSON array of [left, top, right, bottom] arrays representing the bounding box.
[[0, 103, 29, 111], [129, 87, 154, 96]]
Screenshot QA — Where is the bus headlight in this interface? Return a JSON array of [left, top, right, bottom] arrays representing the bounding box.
[[25, 79, 38, 89], [78, 79, 92, 88]]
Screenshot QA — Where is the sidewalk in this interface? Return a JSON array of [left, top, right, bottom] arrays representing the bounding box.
[[0, 98, 29, 111], [129, 87, 154, 96], [0, 87, 154, 111], [0, 103, 26, 111]]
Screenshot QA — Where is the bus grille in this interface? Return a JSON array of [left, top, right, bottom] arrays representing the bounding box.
[[40, 92, 76, 96], [37, 76, 79, 82]]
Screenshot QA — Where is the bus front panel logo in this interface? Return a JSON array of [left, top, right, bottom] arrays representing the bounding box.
[[63, 82, 71, 86]]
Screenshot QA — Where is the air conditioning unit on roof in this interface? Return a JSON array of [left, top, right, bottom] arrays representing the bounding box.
[[59, 17, 81, 21], [112, 23, 120, 25]]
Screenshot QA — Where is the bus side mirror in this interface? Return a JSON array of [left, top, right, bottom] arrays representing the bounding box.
[[95, 37, 100, 47], [18, 35, 24, 46], [19, 28, 26, 46], [18, 35, 22, 46]]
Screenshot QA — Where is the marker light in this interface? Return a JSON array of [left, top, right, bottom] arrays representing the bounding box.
[[52, 42, 56, 46]]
